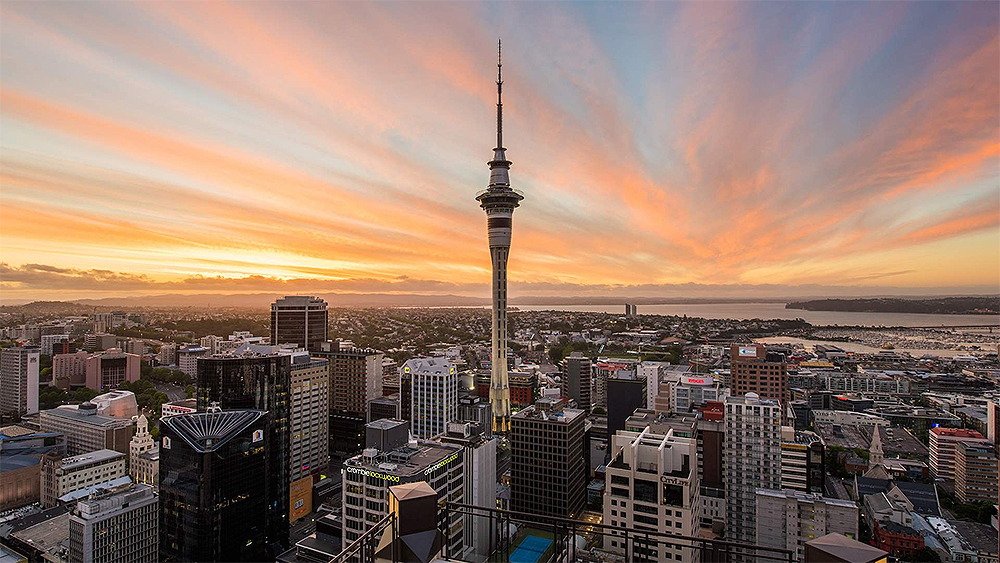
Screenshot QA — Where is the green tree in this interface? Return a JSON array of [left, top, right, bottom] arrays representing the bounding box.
[[39, 385, 68, 410], [72, 387, 98, 403], [185, 384, 196, 399], [40, 366, 53, 381]]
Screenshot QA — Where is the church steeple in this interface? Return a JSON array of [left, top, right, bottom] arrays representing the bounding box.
[[869, 425, 884, 466]]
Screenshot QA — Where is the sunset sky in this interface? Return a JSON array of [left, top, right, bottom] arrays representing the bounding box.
[[1, 1, 998, 302]]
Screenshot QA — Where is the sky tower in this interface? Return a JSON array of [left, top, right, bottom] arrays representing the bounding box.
[[477, 40, 523, 434]]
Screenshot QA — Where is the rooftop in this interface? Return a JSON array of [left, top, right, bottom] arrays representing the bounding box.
[[41, 407, 131, 428], [929, 427, 985, 439], [162, 409, 266, 453], [345, 441, 461, 479], [60, 449, 125, 470]]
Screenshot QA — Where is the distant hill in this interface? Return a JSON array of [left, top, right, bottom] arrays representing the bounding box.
[[785, 296, 999, 315]]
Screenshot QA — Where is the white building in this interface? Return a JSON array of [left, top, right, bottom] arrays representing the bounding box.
[[755, 489, 859, 561], [604, 427, 701, 562], [176, 346, 208, 379], [811, 410, 889, 428], [1, 345, 40, 417], [636, 361, 668, 409], [725, 393, 782, 548], [40, 449, 127, 507], [405, 357, 458, 439], [40, 334, 70, 356], [130, 415, 158, 487], [289, 352, 329, 481], [437, 421, 497, 558], [928, 427, 992, 484], [69, 482, 158, 563], [673, 374, 727, 413], [90, 390, 138, 419]]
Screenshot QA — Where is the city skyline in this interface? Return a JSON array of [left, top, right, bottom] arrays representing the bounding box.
[[2, 1, 999, 303]]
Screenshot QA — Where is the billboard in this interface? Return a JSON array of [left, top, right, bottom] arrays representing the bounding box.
[[738, 346, 757, 358]]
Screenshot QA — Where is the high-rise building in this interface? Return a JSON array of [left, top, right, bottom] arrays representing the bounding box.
[[175, 346, 207, 379], [457, 395, 493, 438], [1, 346, 40, 417], [197, 353, 291, 549], [697, 402, 726, 534], [603, 428, 701, 562], [84, 349, 140, 391], [606, 373, 647, 446], [954, 441, 998, 503], [313, 341, 383, 454], [157, 344, 176, 366], [636, 361, 667, 409], [928, 427, 991, 484], [476, 43, 523, 434], [406, 357, 458, 439], [730, 344, 788, 407], [40, 404, 133, 455], [725, 393, 782, 548], [40, 449, 127, 507], [986, 399, 999, 449], [435, 421, 497, 558], [341, 419, 464, 553], [755, 489, 859, 561], [69, 482, 158, 563], [289, 352, 329, 483], [674, 374, 727, 413], [270, 296, 328, 352], [510, 397, 586, 518], [159, 409, 272, 562], [780, 427, 826, 494], [40, 334, 70, 356], [561, 353, 592, 413], [129, 415, 158, 487], [368, 394, 399, 422]]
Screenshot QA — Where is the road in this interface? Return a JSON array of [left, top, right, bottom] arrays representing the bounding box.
[[151, 382, 186, 402]]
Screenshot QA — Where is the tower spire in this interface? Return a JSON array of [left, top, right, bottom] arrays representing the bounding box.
[[496, 38, 503, 150]]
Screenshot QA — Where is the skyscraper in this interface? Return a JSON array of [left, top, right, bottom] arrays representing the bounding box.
[[406, 357, 458, 439], [270, 295, 329, 351], [510, 397, 586, 518], [313, 341, 383, 454], [476, 41, 523, 434], [159, 409, 271, 562], [197, 353, 291, 551], [1, 345, 40, 417], [725, 393, 782, 550], [561, 352, 592, 413]]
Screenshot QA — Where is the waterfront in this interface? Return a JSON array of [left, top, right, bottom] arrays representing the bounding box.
[[515, 302, 1000, 328]]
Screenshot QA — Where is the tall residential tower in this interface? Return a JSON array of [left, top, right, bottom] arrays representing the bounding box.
[[476, 41, 523, 434]]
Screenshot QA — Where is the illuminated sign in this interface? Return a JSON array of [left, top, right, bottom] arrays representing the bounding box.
[[685, 377, 714, 386], [424, 452, 460, 475], [738, 346, 757, 358], [162, 437, 171, 449], [252, 429, 264, 443], [347, 466, 400, 483]]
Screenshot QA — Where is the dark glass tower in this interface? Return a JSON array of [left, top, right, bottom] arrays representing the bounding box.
[[270, 295, 328, 351], [197, 354, 291, 552], [159, 409, 270, 562]]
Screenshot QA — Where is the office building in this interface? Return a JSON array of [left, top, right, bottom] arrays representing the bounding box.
[[725, 393, 782, 547], [1, 346, 40, 418], [84, 334, 117, 353], [594, 360, 636, 410], [606, 373, 646, 446], [40, 334, 69, 356], [129, 415, 158, 487], [954, 441, 998, 503], [159, 409, 272, 562], [399, 368, 412, 423], [157, 344, 176, 366], [476, 44, 523, 433], [986, 399, 999, 450], [697, 402, 726, 534], [730, 344, 788, 406], [674, 374, 727, 413], [270, 296, 328, 352], [406, 357, 458, 439], [175, 346, 207, 379], [289, 352, 329, 483], [160, 398, 196, 418], [510, 397, 586, 518], [40, 405, 133, 455], [437, 421, 497, 558], [812, 410, 889, 428], [756, 489, 860, 561], [40, 449, 127, 507], [508, 371, 536, 407], [69, 482, 158, 563], [341, 419, 464, 553], [636, 361, 667, 409], [603, 427, 700, 562], [928, 427, 991, 484], [781, 427, 826, 494], [457, 395, 493, 438], [0, 425, 66, 510], [561, 353, 592, 413], [314, 341, 383, 454], [368, 394, 399, 422], [197, 353, 291, 549]]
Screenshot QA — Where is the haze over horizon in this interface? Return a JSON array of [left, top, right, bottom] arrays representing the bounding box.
[[2, 1, 998, 303]]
